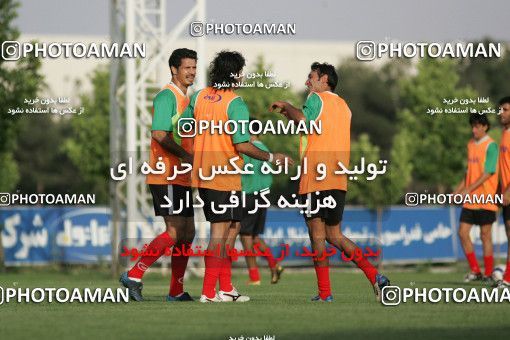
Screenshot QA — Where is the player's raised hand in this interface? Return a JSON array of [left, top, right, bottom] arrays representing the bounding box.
[[273, 153, 295, 166], [270, 101, 288, 114]]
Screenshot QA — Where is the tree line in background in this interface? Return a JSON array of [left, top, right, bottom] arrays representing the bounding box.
[[2, 1, 510, 208]]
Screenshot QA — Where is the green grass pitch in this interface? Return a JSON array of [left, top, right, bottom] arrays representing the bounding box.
[[1, 268, 509, 339]]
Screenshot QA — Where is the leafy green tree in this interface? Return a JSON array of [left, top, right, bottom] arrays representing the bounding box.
[[395, 58, 491, 193], [386, 124, 414, 203], [458, 39, 510, 103], [0, 152, 18, 191], [0, 0, 43, 191], [15, 116, 85, 194], [238, 56, 301, 197], [64, 67, 110, 203], [347, 134, 387, 208], [348, 132, 412, 208], [336, 59, 410, 155]]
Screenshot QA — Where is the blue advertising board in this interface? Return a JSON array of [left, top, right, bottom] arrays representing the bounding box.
[[0, 207, 111, 265], [0, 206, 507, 266]]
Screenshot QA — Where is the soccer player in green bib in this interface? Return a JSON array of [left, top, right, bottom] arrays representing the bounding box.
[[240, 123, 284, 285]]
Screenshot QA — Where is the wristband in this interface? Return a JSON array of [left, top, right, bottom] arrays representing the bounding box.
[[268, 153, 274, 163]]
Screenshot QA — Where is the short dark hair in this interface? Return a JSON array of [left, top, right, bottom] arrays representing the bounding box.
[[209, 50, 246, 89], [469, 113, 490, 131], [311, 62, 338, 91], [168, 48, 197, 69], [499, 96, 510, 106]]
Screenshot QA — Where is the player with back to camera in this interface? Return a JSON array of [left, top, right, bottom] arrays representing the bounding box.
[[239, 124, 284, 285], [270, 62, 390, 302], [178, 50, 293, 302]]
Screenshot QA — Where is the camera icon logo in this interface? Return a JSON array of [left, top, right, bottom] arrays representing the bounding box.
[[356, 40, 376, 61], [190, 22, 205, 37], [405, 193, 419, 206], [0, 193, 11, 206], [178, 118, 197, 138], [1, 41, 21, 61], [381, 286, 401, 306]]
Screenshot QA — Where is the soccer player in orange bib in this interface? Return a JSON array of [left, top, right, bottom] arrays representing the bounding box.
[[270, 62, 390, 302], [497, 96, 510, 289], [120, 48, 196, 302], [453, 113, 498, 283], [179, 51, 293, 302]]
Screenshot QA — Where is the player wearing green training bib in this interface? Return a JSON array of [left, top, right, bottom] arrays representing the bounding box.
[[240, 125, 283, 285]]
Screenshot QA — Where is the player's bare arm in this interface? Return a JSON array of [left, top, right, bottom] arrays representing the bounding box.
[[234, 141, 294, 166], [452, 179, 466, 195], [270, 101, 305, 123], [152, 130, 193, 164], [461, 173, 493, 195]]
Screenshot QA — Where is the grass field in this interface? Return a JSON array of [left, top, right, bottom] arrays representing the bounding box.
[[1, 267, 509, 340]]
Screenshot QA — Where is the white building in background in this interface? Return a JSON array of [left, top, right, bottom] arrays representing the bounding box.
[[21, 34, 360, 99]]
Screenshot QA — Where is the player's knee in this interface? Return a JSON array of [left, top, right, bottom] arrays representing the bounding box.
[[325, 235, 338, 245], [208, 234, 226, 249], [311, 237, 326, 247], [458, 228, 468, 239], [325, 230, 341, 244], [310, 230, 326, 240], [480, 229, 492, 241], [165, 229, 177, 240]]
